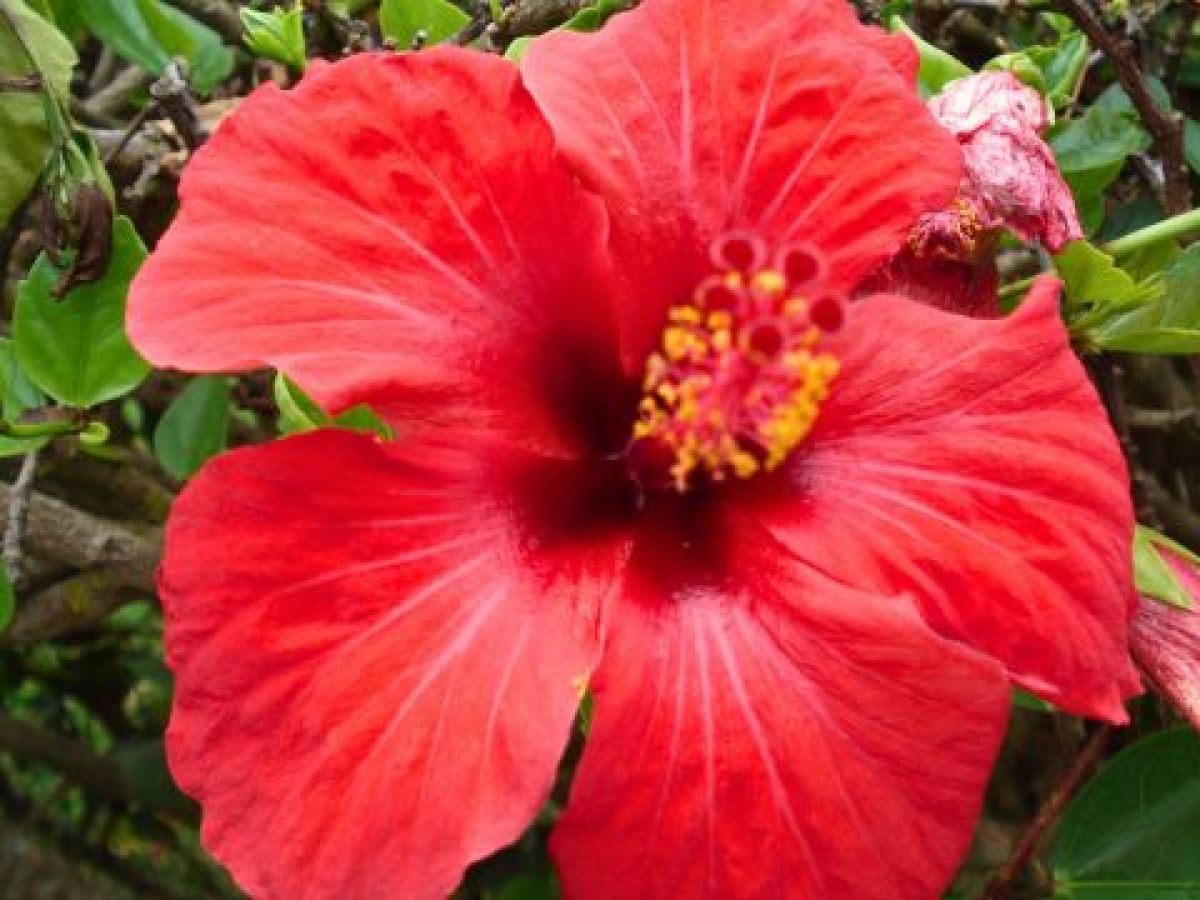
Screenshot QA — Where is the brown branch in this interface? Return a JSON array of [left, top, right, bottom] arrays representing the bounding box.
[[498, 0, 594, 39], [161, 0, 244, 46], [0, 712, 127, 803], [0, 482, 159, 586], [3, 567, 150, 645], [1055, 0, 1192, 215], [981, 725, 1113, 900]]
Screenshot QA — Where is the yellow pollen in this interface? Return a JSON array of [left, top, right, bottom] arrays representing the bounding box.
[[632, 246, 841, 491]]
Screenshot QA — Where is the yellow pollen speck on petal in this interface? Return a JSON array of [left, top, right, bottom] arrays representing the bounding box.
[[632, 246, 842, 491]]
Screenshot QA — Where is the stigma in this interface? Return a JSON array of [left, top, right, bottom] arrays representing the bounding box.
[[630, 233, 843, 492]]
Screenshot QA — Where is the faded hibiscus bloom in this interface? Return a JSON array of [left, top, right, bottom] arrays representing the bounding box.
[[867, 71, 1083, 316], [1132, 546, 1200, 731], [127, 1, 1137, 897]]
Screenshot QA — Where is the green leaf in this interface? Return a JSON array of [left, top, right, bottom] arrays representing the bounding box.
[[505, 34, 532, 62], [273, 374, 393, 440], [1051, 86, 1150, 232], [273, 372, 328, 434], [153, 376, 230, 479], [76, 0, 233, 94], [1012, 687, 1057, 713], [987, 32, 1088, 112], [0, 0, 76, 227], [1053, 85, 1152, 168], [1053, 728, 1200, 897], [563, 0, 629, 31], [1054, 240, 1151, 318], [241, 4, 305, 72], [379, 0, 469, 48], [0, 432, 49, 457], [0, 568, 13, 634], [888, 17, 971, 98], [332, 404, 394, 440], [1185, 118, 1200, 177], [1092, 244, 1200, 353], [0, 337, 45, 422], [14, 215, 150, 408], [493, 870, 561, 900], [1134, 525, 1198, 611]]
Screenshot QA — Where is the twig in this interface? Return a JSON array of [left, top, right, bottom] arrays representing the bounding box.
[[0, 74, 42, 92], [3, 452, 38, 587], [75, 65, 151, 124], [1054, 0, 1192, 215], [981, 725, 1113, 900], [149, 60, 202, 152], [101, 102, 156, 167]]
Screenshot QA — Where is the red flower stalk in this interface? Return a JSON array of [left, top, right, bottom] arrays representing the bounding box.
[[127, 2, 1137, 897], [866, 71, 1084, 316], [1131, 548, 1200, 732]]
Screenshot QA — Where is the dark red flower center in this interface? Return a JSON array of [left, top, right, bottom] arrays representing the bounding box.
[[629, 233, 843, 492]]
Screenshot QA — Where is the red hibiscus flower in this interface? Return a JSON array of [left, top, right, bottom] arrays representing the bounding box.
[[866, 71, 1083, 316], [127, 1, 1138, 897]]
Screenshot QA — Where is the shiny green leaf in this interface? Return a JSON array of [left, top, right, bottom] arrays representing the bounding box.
[[1092, 244, 1200, 353], [241, 4, 305, 72], [1053, 728, 1200, 898], [0, 337, 44, 422], [379, 0, 469, 48], [153, 375, 230, 479], [564, 0, 629, 31], [14, 215, 150, 408], [0, 0, 75, 227]]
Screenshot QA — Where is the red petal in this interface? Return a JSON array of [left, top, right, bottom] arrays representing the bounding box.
[[746, 278, 1139, 720], [1131, 548, 1200, 731], [523, 0, 961, 367], [553, 526, 1009, 899], [162, 430, 626, 899], [128, 50, 623, 454], [861, 249, 1001, 317]]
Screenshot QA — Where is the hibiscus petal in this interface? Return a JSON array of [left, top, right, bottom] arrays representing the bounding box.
[[128, 50, 624, 455], [746, 278, 1139, 720], [523, 0, 960, 365], [163, 430, 626, 899], [552, 528, 1009, 899], [1131, 548, 1200, 731]]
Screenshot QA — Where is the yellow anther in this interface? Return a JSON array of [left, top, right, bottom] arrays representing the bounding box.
[[752, 270, 787, 293], [632, 243, 840, 490]]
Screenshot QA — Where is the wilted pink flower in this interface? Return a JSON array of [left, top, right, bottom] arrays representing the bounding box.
[[1131, 547, 1200, 732], [866, 71, 1083, 315], [931, 71, 1081, 251]]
